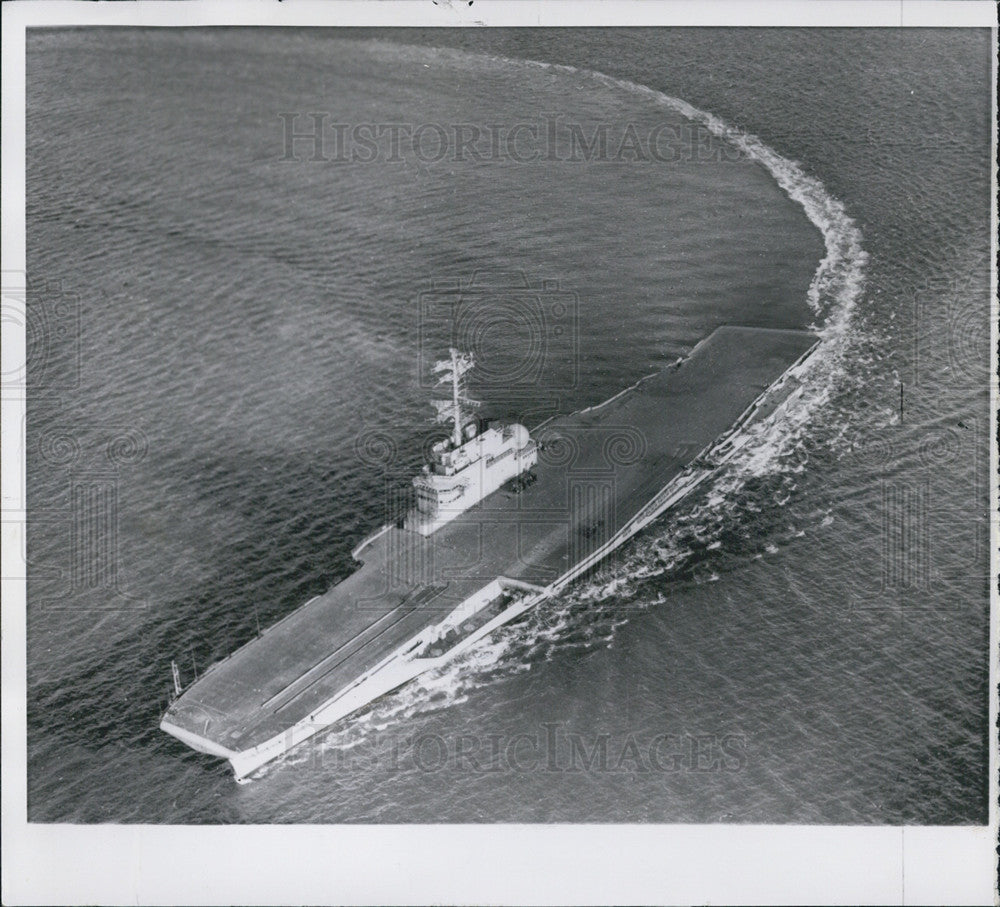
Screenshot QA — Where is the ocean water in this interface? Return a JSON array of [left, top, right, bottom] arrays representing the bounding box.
[[23, 28, 991, 823]]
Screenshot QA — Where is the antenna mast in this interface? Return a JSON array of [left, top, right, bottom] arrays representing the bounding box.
[[432, 348, 478, 447]]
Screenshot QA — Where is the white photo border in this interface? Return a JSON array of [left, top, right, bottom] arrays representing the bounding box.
[[2, 2, 997, 904]]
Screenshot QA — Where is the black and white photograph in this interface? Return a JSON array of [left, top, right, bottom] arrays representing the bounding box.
[[2, 1, 997, 903]]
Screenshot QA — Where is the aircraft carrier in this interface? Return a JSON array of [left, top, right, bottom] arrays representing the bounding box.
[[161, 324, 819, 779]]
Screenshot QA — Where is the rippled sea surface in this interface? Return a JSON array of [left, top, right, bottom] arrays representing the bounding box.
[[25, 28, 991, 823]]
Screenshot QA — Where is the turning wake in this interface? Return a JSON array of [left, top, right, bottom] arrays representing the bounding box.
[[293, 52, 869, 769]]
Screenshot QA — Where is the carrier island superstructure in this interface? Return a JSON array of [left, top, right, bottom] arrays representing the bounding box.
[[161, 326, 819, 780]]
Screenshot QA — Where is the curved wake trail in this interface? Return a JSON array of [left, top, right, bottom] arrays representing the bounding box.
[[300, 54, 869, 766], [548, 62, 869, 343]]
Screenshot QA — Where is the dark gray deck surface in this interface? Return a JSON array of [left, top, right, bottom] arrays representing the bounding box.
[[163, 326, 818, 751]]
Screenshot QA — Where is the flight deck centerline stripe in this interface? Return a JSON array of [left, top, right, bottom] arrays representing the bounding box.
[[218, 336, 819, 771], [164, 330, 822, 764], [259, 593, 418, 710], [270, 603, 435, 715]]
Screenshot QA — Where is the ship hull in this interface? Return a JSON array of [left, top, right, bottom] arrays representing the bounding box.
[[161, 326, 820, 780]]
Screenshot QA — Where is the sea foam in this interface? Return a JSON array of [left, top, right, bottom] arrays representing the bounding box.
[[302, 53, 870, 762]]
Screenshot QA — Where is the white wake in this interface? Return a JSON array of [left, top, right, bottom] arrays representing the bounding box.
[[297, 52, 870, 767]]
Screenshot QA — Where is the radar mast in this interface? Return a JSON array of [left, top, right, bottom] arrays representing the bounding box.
[[431, 348, 479, 447]]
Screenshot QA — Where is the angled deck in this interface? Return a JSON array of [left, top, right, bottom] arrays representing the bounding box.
[[162, 326, 818, 753]]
